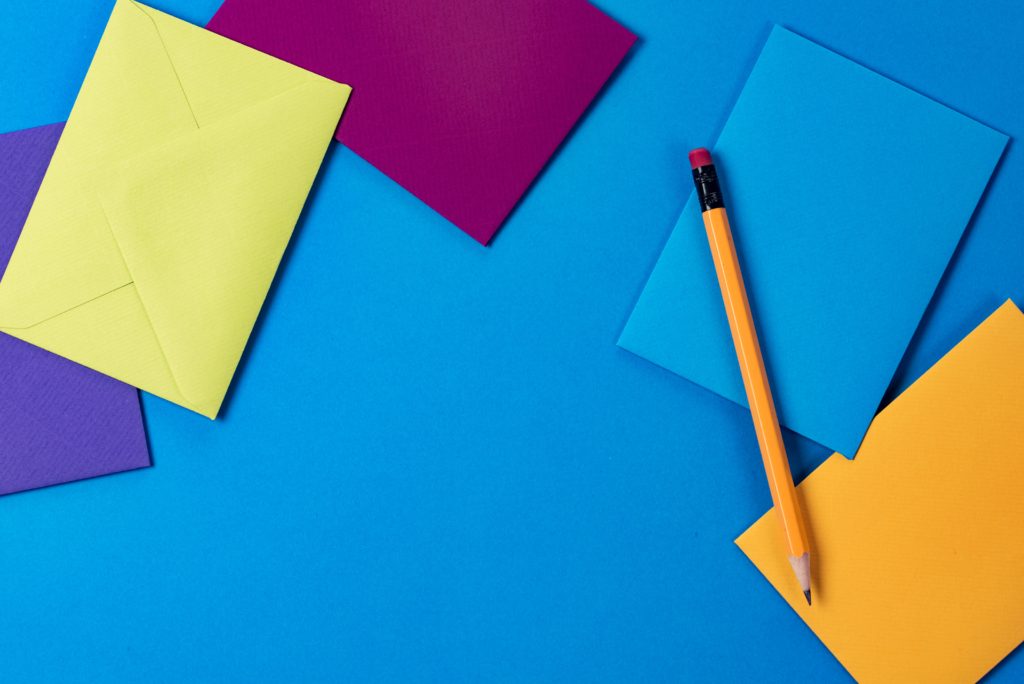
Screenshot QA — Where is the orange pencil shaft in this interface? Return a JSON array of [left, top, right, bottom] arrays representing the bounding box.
[[689, 148, 811, 600], [702, 207, 810, 555]]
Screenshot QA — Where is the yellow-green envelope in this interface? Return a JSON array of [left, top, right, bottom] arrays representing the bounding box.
[[0, 0, 350, 418]]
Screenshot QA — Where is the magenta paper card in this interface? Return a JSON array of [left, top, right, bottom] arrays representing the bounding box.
[[208, 0, 636, 244], [0, 123, 150, 496]]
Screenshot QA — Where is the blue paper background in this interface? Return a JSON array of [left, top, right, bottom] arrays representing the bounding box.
[[0, 0, 1020, 681]]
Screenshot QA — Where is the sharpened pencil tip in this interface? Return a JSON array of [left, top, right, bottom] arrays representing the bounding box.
[[803, 589, 812, 606]]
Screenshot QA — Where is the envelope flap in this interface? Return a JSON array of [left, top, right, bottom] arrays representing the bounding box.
[[98, 78, 349, 416], [0, 2, 206, 330], [129, 0, 333, 127]]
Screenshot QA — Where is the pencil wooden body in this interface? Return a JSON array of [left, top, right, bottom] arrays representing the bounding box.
[[701, 206, 811, 563]]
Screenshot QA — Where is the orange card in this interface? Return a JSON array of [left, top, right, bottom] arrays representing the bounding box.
[[736, 300, 1024, 683]]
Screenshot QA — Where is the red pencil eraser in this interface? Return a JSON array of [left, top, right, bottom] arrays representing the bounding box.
[[688, 148, 713, 169]]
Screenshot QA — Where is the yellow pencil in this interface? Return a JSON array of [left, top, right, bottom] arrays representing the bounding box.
[[689, 147, 813, 604]]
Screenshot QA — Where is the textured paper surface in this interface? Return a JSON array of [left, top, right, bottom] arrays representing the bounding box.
[[0, 123, 149, 495], [619, 26, 1007, 456], [0, 0, 350, 418], [208, 0, 636, 244], [736, 300, 1024, 683]]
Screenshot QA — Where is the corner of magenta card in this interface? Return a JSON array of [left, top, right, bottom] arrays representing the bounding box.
[[207, 0, 636, 245], [619, 26, 1007, 457], [0, 123, 150, 496]]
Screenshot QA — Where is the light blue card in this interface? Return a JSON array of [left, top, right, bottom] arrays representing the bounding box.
[[619, 26, 1007, 457]]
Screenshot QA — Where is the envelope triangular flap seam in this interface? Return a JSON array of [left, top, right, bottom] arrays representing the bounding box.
[[0, 0, 199, 329], [0, 0, 349, 417], [131, 0, 333, 128], [98, 78, 348, 414], [0, 0, 337, 332], [103, 3, 349, 414]]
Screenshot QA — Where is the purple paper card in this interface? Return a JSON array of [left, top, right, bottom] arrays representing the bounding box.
[[208, 0, 636, 244], [0, 123, 150, 496]]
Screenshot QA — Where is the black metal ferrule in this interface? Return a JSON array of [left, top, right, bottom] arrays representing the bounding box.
[[692, 164, 724, 212]]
